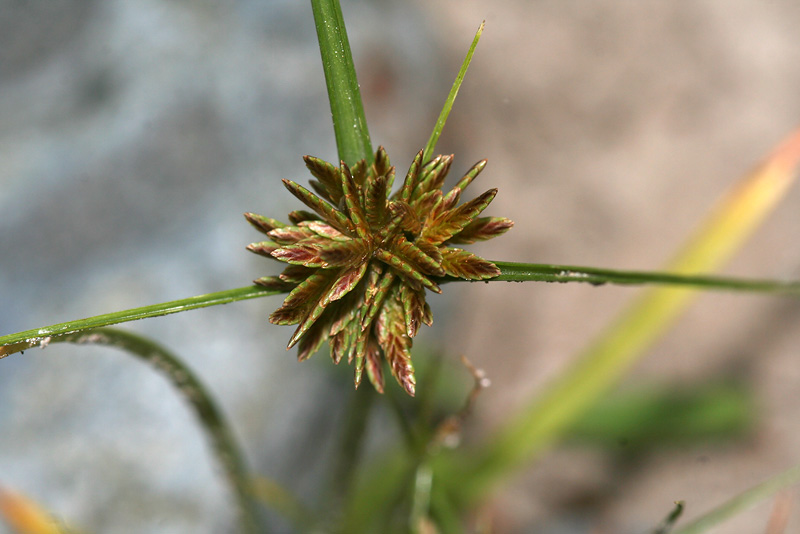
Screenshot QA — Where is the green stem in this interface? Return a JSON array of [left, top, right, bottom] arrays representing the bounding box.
[[0, 285, 280, 358], [490, 261, 800, 295], [409, 463, 433, 534], [323, 387, 375, 520], [311, 0, 373, 166], [50, 328, 261, 534], [4, 262, 800, 359]]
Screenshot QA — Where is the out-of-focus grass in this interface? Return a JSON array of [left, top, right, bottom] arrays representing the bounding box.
[[445, 128, 800, 505]]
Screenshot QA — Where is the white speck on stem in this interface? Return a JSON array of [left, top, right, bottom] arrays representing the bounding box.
[[558, 270, 589, 278]]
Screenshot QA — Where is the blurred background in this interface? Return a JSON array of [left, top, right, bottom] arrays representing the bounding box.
[[2, 1, 800, 532]]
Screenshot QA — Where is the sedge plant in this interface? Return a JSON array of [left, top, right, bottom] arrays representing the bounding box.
[[3, 1, 800, 532]]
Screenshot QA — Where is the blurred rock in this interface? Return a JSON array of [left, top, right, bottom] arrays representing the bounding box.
[[0, 1, 439, 532]]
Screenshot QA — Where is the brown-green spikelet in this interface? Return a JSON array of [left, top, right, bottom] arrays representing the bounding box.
[[246, 147, 513, 396]]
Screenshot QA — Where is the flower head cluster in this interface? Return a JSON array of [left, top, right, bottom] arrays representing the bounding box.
[[246, 147, 512, 395]]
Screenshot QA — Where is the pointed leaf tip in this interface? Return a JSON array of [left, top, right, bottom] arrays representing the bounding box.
[[454, 159, 488, 192], [448, 216, 514, 244], [303, 154, 343, 204], [244, 212, 285, 235], [253, 276, 295, 292], [247, 241, 280, 258], [282, 179, 351, 233], [422, 188, 498, 245], [441, 248, 501, 280], [365, 338, 385, 393]]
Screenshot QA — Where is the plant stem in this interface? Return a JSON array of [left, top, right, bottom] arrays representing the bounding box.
[[490, 261, 800, 295], [324, 386, 375, 520], [3, 264, 800, 359], [0, 285, 281, 358], [409, 463, 433, 534], [310, 0, 373, 166], [50, 328, 262, 534]]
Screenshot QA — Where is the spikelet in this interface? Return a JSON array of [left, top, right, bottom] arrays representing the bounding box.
[[246, 147, 513, 395]]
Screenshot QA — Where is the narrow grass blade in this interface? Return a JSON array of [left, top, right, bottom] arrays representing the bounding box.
[[48, 328, 262, 534], [672, 464, 800, 534], [310, 0, 373, 166], [422, 22, 484, 164], [0, 285, 283, 358], [567, 382, 752, 451], [409, 464, 433, 534], [450, 127, 800, 502]]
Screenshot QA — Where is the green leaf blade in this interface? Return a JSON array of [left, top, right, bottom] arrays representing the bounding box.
[[423, 21, 484, 164], [310, 0, 373, 166]]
